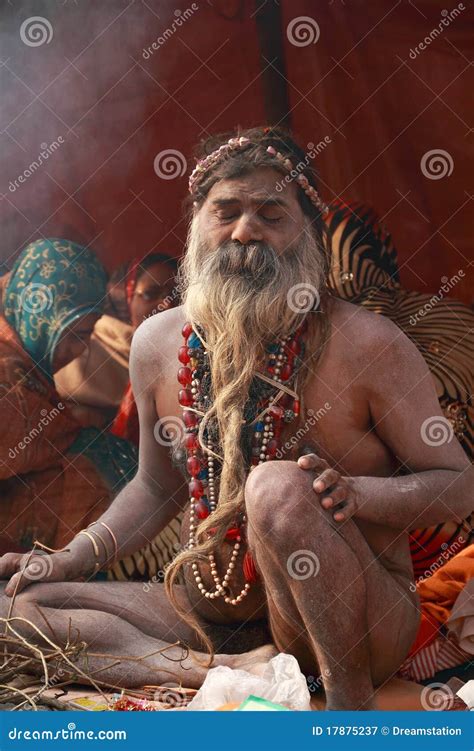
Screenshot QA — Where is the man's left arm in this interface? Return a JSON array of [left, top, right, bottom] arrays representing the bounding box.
[[299, 317, 473, 530]]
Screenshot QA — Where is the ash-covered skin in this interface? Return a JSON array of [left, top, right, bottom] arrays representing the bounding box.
[[1, 156, 471, 709], [170, 443, 187, 477]]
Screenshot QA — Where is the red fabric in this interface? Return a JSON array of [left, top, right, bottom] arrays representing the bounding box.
[[283, 0, 473, 305], [0, 2, 265, 273], [400, 634, 471, 683], [125, 260, 140, 307], [243, 550, 259, 584], [2, 3, 470, 304], [110, 381, 139, 446], [406, 612, 441, 659]]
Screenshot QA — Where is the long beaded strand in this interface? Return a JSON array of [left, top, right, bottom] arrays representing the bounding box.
[[178, 321, 306, 605]]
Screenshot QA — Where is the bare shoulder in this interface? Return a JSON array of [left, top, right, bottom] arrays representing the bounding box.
[[129, 305, 186, 386], [326, 296, 426, 379], [329, 296, 398, 340]]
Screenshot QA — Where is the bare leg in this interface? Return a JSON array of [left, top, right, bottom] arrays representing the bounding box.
[[245, 461, 420, 710], [0, 580, 275, 688]]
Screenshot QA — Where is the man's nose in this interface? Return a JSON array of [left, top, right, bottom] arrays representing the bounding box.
[[231, 214, 263, 245]]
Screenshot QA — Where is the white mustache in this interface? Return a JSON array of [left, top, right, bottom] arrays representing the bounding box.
[[214, 241, 280, 280]]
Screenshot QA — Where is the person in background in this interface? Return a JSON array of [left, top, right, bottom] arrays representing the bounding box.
[[54, 250, 182, 585], [111, 253, 178, 445], [54, 253, 178, 440], [0, 239, 137, 555]]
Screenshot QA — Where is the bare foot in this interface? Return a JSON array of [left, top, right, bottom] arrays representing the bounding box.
[[216, 644, 278, 677]]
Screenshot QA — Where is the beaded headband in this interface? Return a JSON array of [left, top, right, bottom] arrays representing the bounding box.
[[188, 135, 329, 216]]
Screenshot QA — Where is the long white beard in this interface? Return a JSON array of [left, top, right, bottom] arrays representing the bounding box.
[[181, 230, 323, 354]]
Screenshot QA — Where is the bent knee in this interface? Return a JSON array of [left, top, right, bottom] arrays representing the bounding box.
[[245, 460, 320, 543]]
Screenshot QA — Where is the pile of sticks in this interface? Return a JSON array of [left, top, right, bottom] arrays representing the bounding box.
[[0, 615, 196, 711]]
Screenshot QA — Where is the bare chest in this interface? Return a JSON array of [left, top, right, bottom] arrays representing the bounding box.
[[155, 346, 397, 479]]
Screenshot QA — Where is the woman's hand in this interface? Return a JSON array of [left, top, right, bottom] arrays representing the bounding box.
[[0, 550, 77, 597], [297, 452, 359, 522]]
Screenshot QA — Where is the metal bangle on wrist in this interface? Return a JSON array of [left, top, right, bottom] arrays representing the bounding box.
[[78, 521, 119, 573]]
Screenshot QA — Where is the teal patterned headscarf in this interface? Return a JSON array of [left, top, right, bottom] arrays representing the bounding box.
[[3, 238, 107, 380]]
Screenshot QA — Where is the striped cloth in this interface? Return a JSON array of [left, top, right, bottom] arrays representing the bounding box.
[[397, 632, 471, 683], [107, 511, 185, 584], [324, 199, 473, 578]]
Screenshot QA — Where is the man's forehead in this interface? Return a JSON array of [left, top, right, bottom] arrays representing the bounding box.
[[206, 169, 298, 204]]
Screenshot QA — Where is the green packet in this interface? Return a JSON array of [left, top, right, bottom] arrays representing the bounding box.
[[237, 695, 291, 711]]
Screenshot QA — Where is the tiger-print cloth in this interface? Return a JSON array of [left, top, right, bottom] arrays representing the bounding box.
[[109, 198, 473, 585], [324, 199, 473, 579]]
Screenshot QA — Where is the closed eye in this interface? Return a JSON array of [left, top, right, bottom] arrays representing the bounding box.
[[217, 213, 239, 223], [262, 216, 282, 224]]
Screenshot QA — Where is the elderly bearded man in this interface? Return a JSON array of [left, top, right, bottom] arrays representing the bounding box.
[[1, 128, 472, 711]]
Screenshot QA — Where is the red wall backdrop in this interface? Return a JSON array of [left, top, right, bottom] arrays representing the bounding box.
[[1, 0, 472, 303]]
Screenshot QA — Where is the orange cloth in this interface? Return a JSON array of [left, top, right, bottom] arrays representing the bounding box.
[[407, 545, 474, 657], [0, 316, 111, 552], [417, 544, 474, 626]]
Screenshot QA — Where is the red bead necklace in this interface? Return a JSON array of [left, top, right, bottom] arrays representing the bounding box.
[[178, 319, 307, 606]]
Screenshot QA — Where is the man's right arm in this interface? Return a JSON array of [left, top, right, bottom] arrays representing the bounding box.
[[0, 315, 188, 593], [65, 315, 188, 575]]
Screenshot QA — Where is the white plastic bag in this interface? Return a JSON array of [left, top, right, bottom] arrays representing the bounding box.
[[186, 652, 311, 711]]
